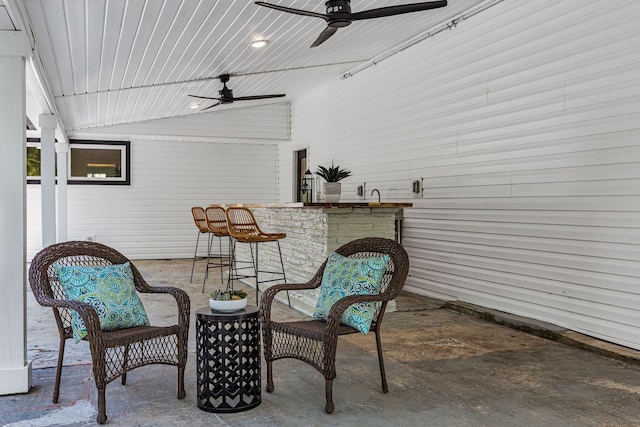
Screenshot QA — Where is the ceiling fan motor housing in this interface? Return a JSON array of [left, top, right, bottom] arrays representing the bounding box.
[[218, 74, 234, 102], [326, 0, 350, 13], [326, 0, 352, 27], [218, 88, 233, 103]]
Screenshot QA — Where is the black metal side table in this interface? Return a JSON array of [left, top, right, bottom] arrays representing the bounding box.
[[196, 306, 261, 413]]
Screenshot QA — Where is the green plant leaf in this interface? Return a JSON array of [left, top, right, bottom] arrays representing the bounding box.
[[210, 289, 248, 299], [315, 161, 351, 182]]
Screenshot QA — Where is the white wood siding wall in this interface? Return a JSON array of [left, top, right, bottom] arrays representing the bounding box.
[[67, 103, 291, 144], [27, 139, 279, 259], [281, 0, 640, 350]]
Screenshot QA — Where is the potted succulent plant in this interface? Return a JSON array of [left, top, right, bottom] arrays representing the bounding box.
[[209, 289, 248, 312], [316, 162, 352, 203]]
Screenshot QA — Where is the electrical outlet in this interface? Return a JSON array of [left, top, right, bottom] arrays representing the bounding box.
[[412, 178, 423, 198], [359, 182, 367, 199]]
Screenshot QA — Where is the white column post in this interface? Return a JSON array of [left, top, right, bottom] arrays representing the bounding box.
[[0, 30, 32, 394], [39, 114, 57, 246], [56, 141, 69, 241]]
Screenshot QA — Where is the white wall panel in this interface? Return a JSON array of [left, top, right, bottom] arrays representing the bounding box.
[[67, 102, 290, 143], [27, 140, 278, 259], [281, 0, 640, 349]]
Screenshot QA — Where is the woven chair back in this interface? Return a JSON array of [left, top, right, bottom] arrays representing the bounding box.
[[225, 207, 261, 238], [28, 241, 133, 340], [204, 206, 230, 236], [191, 207, 209, 233], [335, 237, 409, 324]]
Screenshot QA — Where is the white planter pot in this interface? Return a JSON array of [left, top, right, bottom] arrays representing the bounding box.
[[323, 182, 341, 203], [209, 297, 247, 312]]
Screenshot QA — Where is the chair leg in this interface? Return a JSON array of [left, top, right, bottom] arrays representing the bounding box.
[[190, 231, 202, 283], [266, 360, 274, 393], [52, 337, 66, 403], [226, 236, 233, 290], [218, 235, 225, 284], [202, 233, 213, 292], [276, 241, 291, 307], [227, 239, 237, 290], [253, 242, 259, 305], [96, 387, 107, 424], [177, 364, 186, 399], [325, 378, 335, 414], [375, 329, 388, 393], [121, 344, 129, 385]]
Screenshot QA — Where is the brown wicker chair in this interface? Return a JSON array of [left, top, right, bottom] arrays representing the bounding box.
[[28, 241, 190, 424], [260, 237, 410, 414]]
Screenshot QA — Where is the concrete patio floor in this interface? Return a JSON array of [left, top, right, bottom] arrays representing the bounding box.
[[2, 258, 640, 426]]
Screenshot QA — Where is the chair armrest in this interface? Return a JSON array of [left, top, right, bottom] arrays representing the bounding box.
[[259, 280, 318, 323], [325, 293, 394, 334], [38, 297, 106, 349], [259, 262, 325, 320], [139, 285, 191, 330], [128, 263, 190, 329], [259, 257, 328, 324], [36, 296, 101, 327]]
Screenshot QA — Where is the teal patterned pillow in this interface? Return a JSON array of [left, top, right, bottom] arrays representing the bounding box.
[[312, 252, 390, 334], [56, 262, 150, 343]]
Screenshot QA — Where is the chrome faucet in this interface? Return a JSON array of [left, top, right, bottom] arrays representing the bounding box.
[[371, 188, 381, 204]]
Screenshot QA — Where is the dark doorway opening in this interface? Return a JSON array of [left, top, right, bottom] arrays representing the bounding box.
[[295, 149, 307, 202]]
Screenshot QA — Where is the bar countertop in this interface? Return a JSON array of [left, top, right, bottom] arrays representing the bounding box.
[[214, 202, 412, 208]]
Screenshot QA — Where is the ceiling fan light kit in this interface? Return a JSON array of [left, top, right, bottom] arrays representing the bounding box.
[[251, 39, 268, 48], [255, 0, 447, 47]]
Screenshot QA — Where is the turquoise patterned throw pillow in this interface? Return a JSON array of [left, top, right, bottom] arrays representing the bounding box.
[[312, 252, 390, 334], [56, 262, 150, 343]]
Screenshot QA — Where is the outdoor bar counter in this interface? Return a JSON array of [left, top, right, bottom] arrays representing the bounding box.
[[225, 202, 411, 314]]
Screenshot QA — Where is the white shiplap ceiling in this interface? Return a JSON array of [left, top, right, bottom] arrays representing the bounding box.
[[0, 1, 16, 29], [15, 0, 492, 139]]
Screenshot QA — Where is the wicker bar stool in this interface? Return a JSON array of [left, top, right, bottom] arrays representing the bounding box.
[[225, 207, 290, 306], [190, 207, 211, 283], [202, 206, 232, 292]]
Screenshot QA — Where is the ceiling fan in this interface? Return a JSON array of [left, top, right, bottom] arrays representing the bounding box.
[[188, 74, 286, 111], [255, 0, 448, 47]]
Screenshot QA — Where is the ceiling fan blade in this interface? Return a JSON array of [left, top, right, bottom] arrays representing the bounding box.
[[352, 0, 447, 20], [310, 26, 338, 48], [232, 94, 286, 101], [188, 94, 221, 101], [255, 2, 328, 20], [201, 102, 222, 111]]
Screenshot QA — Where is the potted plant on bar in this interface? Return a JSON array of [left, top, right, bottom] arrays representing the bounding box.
[[316, 161, 352, 203]]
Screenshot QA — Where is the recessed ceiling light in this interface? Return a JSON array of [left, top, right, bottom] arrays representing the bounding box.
[[190, 103, 200, 109], [251, 39, 268, 48]]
